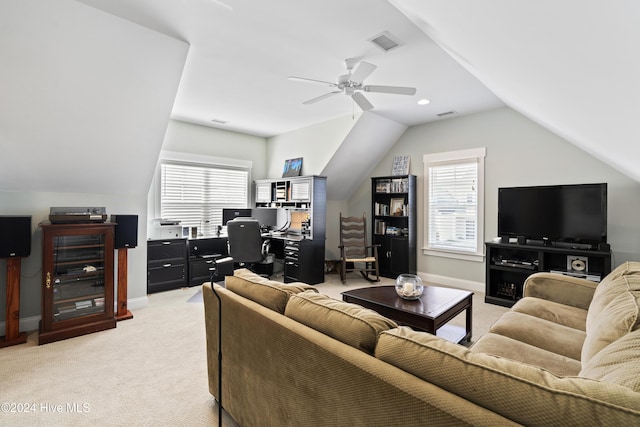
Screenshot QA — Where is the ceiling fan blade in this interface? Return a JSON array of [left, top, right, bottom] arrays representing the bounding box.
[[289, 76, 337, 86], [351, 92, 374, 111], [350, 61, 377, 84], [303, 91, 341, 105], [363, 85, 417, 95]]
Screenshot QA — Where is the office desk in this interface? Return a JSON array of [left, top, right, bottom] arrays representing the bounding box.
[[148, 232, 325, 291], [262, 233, 324, 285]]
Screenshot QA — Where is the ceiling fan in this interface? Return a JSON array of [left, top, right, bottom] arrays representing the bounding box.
[[288, 58, 417, 111]]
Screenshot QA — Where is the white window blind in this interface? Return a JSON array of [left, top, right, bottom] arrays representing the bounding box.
[[161, 162, 249, 235], [423, 148, 485, 259]]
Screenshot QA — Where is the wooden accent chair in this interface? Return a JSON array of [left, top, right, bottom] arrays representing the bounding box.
[[338, 213, 380, 284]]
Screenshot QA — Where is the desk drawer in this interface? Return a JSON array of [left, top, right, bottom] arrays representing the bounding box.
[[148, 262, 185, 282], [284, 260, 299, 282], [284, 240, 300, 261], [148, 239, 187, 260], [147, 262, 185, 292], [189, 258, 217, 286]]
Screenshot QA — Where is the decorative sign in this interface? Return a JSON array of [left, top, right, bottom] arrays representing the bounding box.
[[282, 157, 303, 177], [391, 155, 410, 175]]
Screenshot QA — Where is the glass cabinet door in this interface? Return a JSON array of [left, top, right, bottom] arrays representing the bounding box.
[[50, 233, 107, 321]]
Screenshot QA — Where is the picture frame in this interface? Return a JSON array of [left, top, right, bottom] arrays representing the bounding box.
[[391, 155, 410, 176], [390, 198, 405, 216], [282, 157, 303, 177]]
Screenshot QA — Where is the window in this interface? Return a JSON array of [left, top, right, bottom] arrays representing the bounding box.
[[423, 148, 485, 261], [160, 161, 249, 236]]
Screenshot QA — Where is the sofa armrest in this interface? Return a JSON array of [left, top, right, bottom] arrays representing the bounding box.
[[523, 272, 597, 309]]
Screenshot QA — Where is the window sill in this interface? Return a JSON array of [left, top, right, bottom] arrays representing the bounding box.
[[422, 248, 484, 262]]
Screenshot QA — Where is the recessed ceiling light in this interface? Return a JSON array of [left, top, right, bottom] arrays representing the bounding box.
[[418, 99, 430, 105]]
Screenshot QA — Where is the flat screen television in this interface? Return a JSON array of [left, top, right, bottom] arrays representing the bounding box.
[[498, 183, 607, 246]]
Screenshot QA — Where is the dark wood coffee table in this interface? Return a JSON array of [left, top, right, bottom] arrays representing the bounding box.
[[342, 285, 473, 344]]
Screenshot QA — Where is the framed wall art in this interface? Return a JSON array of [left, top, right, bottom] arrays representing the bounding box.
[[282, 157, 303, 177]]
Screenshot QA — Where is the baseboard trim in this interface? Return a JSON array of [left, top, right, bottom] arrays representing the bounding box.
[[417, 271, 485, 294], [127, 295, 149, 310], [0, 315, 40, 335], [1, 296, 149, 334]]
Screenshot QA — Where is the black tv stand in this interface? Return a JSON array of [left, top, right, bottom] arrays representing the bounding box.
[[552, 241, 593, 250], [485, 242, 612, 307]]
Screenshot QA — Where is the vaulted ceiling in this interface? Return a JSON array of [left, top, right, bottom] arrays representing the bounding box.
[[1, 0, 638, 198], [78, 0, 640, 184], [392, 0, 640, 183], [78, 0, 504, 137]]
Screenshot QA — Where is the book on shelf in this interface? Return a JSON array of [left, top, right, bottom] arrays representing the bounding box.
[[375, 179, 391, 193], [374, 202, 390, 216], [390, 178, 408, 193], [374, 220, 386, 235], [385, 226, 401, 236]]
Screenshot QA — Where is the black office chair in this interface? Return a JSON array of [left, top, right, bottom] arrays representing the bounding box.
[[226, 218, 274, 277]]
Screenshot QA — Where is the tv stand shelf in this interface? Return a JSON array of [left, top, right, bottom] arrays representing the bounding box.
[[485, 242, 611, 307]]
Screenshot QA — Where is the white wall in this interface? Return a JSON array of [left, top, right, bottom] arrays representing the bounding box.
[[349, 107, 640, 289], [161, 120, 269, 177], [266, 114, 359, 178], [0, 0, 188, 195]]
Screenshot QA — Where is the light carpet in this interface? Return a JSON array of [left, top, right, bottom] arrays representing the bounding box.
[[0, 273, 508, 426]]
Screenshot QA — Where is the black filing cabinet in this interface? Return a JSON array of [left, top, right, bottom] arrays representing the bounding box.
[[187, 237, 228, 286], [283, 238, 324, 285], [147, 239, 188, 293]]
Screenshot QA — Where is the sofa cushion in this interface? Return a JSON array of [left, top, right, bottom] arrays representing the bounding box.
[[488, 311, 585, 360], [599, 261, 640, 286], [284, 291, 397, 354], [582, 275, 640, 362], [471, 332, 582, 376], [225, 268, 317, 313], [579, 329, 640, 392], [511, 297, 587, 331], [585, 262, 640, 323], [375, 327, 640, 425]]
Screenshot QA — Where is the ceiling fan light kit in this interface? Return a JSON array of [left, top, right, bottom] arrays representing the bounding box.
[[290, 58, 417, 111]]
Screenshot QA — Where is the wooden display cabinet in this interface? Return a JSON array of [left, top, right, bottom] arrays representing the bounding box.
[[39, 222, 116, 345]]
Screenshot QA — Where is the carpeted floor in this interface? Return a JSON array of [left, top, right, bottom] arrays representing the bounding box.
[[0, 273, 507, 426]]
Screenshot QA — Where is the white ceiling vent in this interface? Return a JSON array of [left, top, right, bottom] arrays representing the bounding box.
[[369, 31, 401, 52], [210, 118, 228, 124], [436, 110, 457, 118]]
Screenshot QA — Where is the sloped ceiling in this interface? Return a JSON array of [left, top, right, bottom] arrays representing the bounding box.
[[76, 0, 503, 138], [0, 0, 188, 195], [391, 0, 640, 183], [321, 112, 407, 201]]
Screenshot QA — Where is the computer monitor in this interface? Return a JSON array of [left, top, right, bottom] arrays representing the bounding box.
[[251, 208, 278, 229], [222, 208, 252, 225]]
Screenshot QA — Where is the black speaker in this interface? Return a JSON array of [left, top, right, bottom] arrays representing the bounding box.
[[112, 215, 138, 249], [0, 216, 32, 258]]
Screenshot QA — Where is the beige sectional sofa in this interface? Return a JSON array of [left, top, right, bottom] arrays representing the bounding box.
[[203, 265, 640, 426]]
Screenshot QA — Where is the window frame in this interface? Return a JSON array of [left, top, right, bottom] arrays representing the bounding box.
[[153, 151, 252, 235], [422, 147, 486, 262]]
